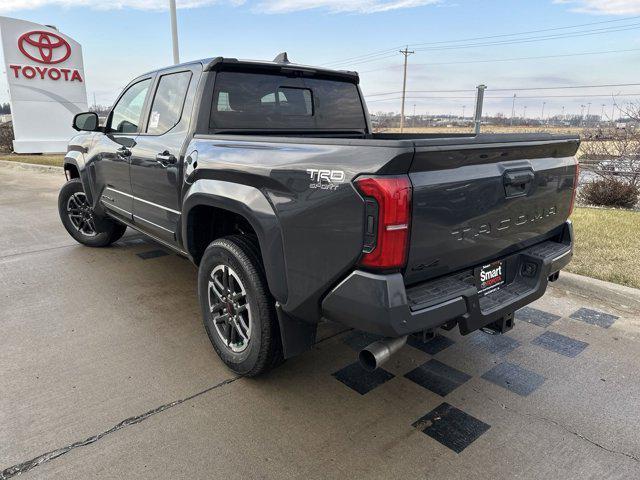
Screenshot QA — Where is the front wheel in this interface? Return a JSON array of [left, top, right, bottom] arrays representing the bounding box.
[[58, 179, 127, 247], [198, 235, 283, 377]]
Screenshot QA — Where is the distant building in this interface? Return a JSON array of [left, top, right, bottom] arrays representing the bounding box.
[[0, 114, 11, 124]]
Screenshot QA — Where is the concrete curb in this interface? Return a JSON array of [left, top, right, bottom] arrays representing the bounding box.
[[0, 159, 63, 173], [552, 271, 640, 313]]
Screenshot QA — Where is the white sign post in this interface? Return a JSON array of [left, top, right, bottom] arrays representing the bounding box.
[[0, 16, 88, 153]]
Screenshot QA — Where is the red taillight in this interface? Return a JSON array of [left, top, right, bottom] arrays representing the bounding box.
[[355, 175, 412, 270], [569, 157, 580, 216]]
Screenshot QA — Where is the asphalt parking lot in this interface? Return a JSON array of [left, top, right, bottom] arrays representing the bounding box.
[[1, 163, 640, 479]]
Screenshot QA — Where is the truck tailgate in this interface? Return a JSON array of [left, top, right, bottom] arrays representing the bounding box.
[[404, 136, 579, 285]]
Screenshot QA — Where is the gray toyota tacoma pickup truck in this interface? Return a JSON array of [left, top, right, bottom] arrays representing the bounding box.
[[59, 54, 579, 376]]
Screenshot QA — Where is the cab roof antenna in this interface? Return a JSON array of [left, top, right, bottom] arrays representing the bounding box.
[[273, 52, 290, 64]]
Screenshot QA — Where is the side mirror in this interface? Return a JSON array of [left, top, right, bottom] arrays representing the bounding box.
[[72, 112, 99, 132]]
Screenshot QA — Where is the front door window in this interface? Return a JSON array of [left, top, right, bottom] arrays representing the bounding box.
[[110, 79, 151, 134]]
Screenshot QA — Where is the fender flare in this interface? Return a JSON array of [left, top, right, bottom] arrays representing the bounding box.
[[62, 150, 94, 203], [181, 178, 288, 303]]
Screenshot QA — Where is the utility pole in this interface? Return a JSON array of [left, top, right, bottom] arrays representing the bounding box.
[[601, 104, 606, 124], [413, 104, 416, 127], [169, 0, 180, 64], [561, 106, 565, 121], [541, 101, 546, 122], [510, 93, 516, 126], [523, 105, 527, 121], [399, 47, 414, 133], [462, 105, 465, 120], [586, 102, 591, 126]]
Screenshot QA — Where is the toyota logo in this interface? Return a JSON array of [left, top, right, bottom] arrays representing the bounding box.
[[18, 30, 71, 64]]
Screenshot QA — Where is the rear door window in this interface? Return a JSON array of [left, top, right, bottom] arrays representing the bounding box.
[[210, 71, 365, 131], [146, 71, 192, 135]]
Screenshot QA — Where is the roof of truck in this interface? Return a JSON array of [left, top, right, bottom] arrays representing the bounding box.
[[145, 55, 360, 83]]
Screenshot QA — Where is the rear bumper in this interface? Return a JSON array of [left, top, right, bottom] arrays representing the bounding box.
[[321, 221, 574, 337]]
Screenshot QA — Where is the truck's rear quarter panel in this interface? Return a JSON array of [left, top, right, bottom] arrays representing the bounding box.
[[187, 136, 413, 321]]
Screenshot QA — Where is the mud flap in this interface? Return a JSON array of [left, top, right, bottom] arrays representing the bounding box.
[[276, 303, 317, 359]]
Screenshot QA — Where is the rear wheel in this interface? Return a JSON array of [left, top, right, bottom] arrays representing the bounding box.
[[58, 179, 127, 247], [198, 235, 283, 377]]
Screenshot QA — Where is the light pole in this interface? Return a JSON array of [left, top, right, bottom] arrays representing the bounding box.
[[169, 0, 180, 64]]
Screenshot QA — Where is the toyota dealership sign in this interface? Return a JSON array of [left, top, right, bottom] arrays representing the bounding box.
[[0, 17, 88, 153]]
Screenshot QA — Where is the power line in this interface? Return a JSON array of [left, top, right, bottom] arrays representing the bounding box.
[[365, 93, 640, 103], [320, 48, 400, 67], [367, 89, 475, 97], [491, 82, 640, 92], [357, 47, 640, 73], [323, 15, 640, 67], [412, 24, 640, 53], [338, 53, 399, 68], [329, 23, 640, 68], [365, 82, 640, 98], [345, 23, 640, 68], [496, 93, 640, 98], [406, 15, 640, 49]]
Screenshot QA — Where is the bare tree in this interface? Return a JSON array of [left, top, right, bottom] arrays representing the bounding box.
[[581, 101, 640, 187]]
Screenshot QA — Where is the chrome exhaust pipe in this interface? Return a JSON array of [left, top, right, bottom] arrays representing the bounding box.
[[358, 336, 408, 372]]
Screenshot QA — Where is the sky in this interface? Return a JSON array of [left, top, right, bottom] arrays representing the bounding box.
[[1, 0, 640, 118]]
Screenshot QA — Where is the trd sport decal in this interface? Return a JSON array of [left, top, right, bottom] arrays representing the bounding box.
[[306, 169, 345, 191]]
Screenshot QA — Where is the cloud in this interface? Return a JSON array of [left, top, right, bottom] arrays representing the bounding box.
[[553, 0, 640, 15], [254, 0, 440, 14], [0, 0, 438, 13], [0, 0, 238, 13]]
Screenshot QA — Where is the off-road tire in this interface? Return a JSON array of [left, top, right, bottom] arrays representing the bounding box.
[[58, 179, 127, 247], [198, 235, 283, 376]]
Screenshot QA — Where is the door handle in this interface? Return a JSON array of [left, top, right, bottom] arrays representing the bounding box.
[[117, 146, 131, 157], [156, 151, 177, 166]]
